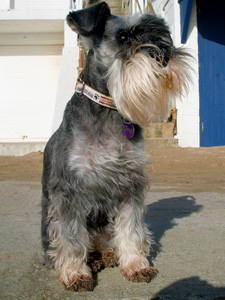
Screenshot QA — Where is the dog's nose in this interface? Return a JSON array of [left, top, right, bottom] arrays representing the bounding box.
[[137, 46, 170, 67]]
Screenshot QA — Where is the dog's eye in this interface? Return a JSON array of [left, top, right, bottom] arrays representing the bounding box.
[[117, 31, 130, 44], [120, 35, 128, 42]]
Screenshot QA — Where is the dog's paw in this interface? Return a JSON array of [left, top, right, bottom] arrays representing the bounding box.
[[88, 252, 104, 273], [89, 258, 104, 273], [102, 249, 118, 268], [66, 275, 96, 292], [123, 267, 158, 283]]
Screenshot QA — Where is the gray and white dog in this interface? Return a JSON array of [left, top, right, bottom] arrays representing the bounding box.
[[41, 2, 191, 292]]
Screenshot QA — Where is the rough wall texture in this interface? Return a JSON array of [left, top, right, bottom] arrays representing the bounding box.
[[84, 0, 127, 16]]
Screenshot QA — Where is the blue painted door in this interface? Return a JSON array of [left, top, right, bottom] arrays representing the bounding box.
[[197, 0, 225, 147]]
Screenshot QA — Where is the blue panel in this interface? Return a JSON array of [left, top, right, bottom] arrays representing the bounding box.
[[178, 0, 194, 44], [197, 0, 225, 147]]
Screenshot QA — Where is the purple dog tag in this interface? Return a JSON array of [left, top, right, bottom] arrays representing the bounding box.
[[124, 121, 135, 139]]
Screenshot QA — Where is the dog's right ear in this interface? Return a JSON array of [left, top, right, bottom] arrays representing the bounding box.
[[66, 2, 111, 37]]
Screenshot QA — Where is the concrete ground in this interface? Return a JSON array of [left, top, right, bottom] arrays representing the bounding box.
[[0, 147, 225, 300]]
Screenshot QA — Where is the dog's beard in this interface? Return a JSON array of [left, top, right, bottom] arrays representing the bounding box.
[[107, 51, 191, 127]]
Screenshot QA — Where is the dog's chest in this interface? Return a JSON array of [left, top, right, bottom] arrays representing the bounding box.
[[68, 132, 146, 195], [69, 134, 131, 175]]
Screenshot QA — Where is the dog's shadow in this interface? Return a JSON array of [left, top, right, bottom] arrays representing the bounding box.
[[144, 195, 202, 262], [154, 276, 225, 298]]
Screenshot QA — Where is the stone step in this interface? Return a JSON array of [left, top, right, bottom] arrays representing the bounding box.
[[104, 0, 126, 16], [143, 122, 174, 139], [144, 138, 178, 149], [151, 115, 166, 123], [110, 7, 127, 16]]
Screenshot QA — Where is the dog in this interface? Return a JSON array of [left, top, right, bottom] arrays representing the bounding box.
[[41, 2, 191, 292]]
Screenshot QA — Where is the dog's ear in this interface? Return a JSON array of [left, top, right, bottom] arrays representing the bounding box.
[[66, 2, 111, 37]]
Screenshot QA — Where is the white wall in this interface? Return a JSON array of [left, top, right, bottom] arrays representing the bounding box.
[[0, 0, 81, 11], [0, 0, 9, 9], [175, 0, 199, 147], [52, 21, 79, 133], [0, 9, 64, 144], [0, 0, 82, 155], [152, 0, 200, 147], [0, 45, 62, 142], [0, 0, 70, 10]]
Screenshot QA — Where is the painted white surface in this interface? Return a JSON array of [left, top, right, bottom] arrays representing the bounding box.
[[0, 32, 64, 45], [0, 45, 62, 141], [175, 0, 199, 147], [0, 0, 9, 9], [13, 0, 69, 10], [0, 142, 47, 156], [0, 0, 70, 10], [0, 9, 68, 20], [52, 21, 79, 133], [152, 0, 200, 147], [0, 0, 82, 155], [0, 20, 64, 33]]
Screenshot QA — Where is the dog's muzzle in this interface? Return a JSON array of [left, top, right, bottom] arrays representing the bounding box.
[[136, 45, 171, 67], [116, 42, 171, 67]]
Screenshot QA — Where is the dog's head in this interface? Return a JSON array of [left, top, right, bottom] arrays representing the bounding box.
[[67, 2, 192, 126]]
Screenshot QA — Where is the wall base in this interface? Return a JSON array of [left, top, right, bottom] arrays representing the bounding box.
[[0, 142, 46, 156]]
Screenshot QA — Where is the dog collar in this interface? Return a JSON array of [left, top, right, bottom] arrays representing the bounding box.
[[75, 78, 135, 139], [75, 78, 117, 110]]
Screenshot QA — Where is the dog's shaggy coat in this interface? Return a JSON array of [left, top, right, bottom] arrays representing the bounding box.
[[41, 2, 191, 291]]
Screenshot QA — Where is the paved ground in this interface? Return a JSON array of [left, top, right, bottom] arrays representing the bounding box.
[[0, 147, 225, 300]]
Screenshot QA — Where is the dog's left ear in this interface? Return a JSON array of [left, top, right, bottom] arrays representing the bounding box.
[[67, 2, 111, 37]]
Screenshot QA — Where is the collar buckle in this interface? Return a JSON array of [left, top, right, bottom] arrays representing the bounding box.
[[76, 77, 85, 95]]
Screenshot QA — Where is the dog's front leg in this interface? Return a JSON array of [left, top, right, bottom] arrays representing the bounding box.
[[47, 211, 95, 291], [113, 202, 157, 282]]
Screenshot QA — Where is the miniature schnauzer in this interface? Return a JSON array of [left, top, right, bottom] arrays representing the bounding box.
[[41, 1, 191, 292]]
